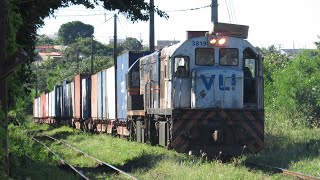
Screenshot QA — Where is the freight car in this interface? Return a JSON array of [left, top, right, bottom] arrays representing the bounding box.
[[34, 22, 264, 156]]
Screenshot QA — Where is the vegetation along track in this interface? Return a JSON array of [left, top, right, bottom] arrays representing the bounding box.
[[32, 133, 137, 180], [245, 162, 320, 180]]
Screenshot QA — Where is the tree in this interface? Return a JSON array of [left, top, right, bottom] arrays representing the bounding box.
[[58, 21, 94, 45], [121, 37, 143, 51], [36, 34, 55, 46], [3, 0, 168, 177], [315, 35, 320, 49], [64, 37, 112, 59]]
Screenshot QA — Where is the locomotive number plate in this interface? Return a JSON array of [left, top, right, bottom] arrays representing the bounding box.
[[191, 41, 207, 47]]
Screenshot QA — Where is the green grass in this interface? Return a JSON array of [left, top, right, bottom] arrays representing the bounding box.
[[9, 114, 320, 179], [35, 124, 285, 179], [8, 118, 79, 180], [245, 112, 320, 177]]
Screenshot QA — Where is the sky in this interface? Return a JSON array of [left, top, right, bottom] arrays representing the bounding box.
[[38, 0, 320, 49]]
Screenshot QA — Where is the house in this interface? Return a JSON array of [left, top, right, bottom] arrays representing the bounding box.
[[35, 45, 66, 62]]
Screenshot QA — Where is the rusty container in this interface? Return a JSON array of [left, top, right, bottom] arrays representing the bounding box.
[[91, 73, 98, 120], [40, 93, 46, 120], [46, 92, 50, 120], [74, 74, 82, 119]]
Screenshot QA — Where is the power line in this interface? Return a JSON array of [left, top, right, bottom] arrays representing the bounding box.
[[116, 16, 127, 38], [105, 15, 114, 23], [229, 0, 237, 23], [165, 4, 211, 12], [224, 0, 232, 23], [53, 13, 107, 17]]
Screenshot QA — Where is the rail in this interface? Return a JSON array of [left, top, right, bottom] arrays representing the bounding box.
[[246, 162, 320, 180], [40, 133, 137, 180], [32, 137, 89, 180]]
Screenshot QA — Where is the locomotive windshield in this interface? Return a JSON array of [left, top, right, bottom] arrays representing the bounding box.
[[219, 48, 238, 66], [195, 48, 214, 66]]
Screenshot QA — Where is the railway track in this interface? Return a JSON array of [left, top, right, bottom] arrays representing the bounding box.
[[32, 133, 137, 180], [245, 162, 320, 180]]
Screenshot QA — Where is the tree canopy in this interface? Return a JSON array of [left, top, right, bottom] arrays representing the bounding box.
[[121, 37, 143, 51], [36, 35, 56, 46], [58, 21, 94, 45]]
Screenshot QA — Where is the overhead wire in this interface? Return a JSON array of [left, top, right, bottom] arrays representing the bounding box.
[[53, 13, 107, 17], [224, 0, 232, 23], [165, 4, 211, 13], [229, 0, 237, 23], [117, 16, 127, 39]]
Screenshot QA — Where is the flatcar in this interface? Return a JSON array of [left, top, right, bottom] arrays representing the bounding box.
[[34, 22, 264, 156]]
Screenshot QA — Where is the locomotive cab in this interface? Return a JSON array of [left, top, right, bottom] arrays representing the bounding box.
[[163, 35, 263, 110]]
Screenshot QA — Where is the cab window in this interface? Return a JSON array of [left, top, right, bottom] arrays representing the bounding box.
[[196, 48, 214, 66], [174, 57, 190, 78], [219, 48, 238, 66], [243, 47, 256, 77]]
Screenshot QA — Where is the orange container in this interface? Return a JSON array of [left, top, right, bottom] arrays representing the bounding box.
[[91, 74, 98, 120], [40, 93, 46, 119], [74, 74, 81, 119]]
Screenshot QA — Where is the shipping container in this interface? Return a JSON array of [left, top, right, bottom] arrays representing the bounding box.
[[33, 97, 40, 120], [62, 80, 68, 120], [40, 93, 46, 120], [71, 82, 75, 118], [74, 74, 82, 119], [50, 85, 61, 119], [46, 92, 50, 120], [81, 77, 91, 120], [66, 82, 70, 118], [91, 74, 98, 120], [55, 85, 62, 120], [64, 81, 74, 120], [97, 70, 106, 120], [117, 51, 151, 120], [106, 66, 115, 120]]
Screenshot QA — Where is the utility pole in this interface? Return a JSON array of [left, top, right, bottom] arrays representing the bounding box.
[[113, 14, 118, 119], [90, 36, 94, 74], [211, 0, 218, 23], [0, 0, 9, 177], [149, 0, 155, 52]]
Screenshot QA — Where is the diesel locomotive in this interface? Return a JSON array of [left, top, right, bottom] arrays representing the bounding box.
[[34, 22, 264, 156]]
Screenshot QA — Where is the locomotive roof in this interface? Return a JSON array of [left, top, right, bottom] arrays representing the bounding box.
[[161, 35, 257, 57]]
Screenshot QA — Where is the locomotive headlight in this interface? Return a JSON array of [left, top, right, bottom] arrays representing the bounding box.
[[218, 38, 226, 45], [209, 38, 217, 45]]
